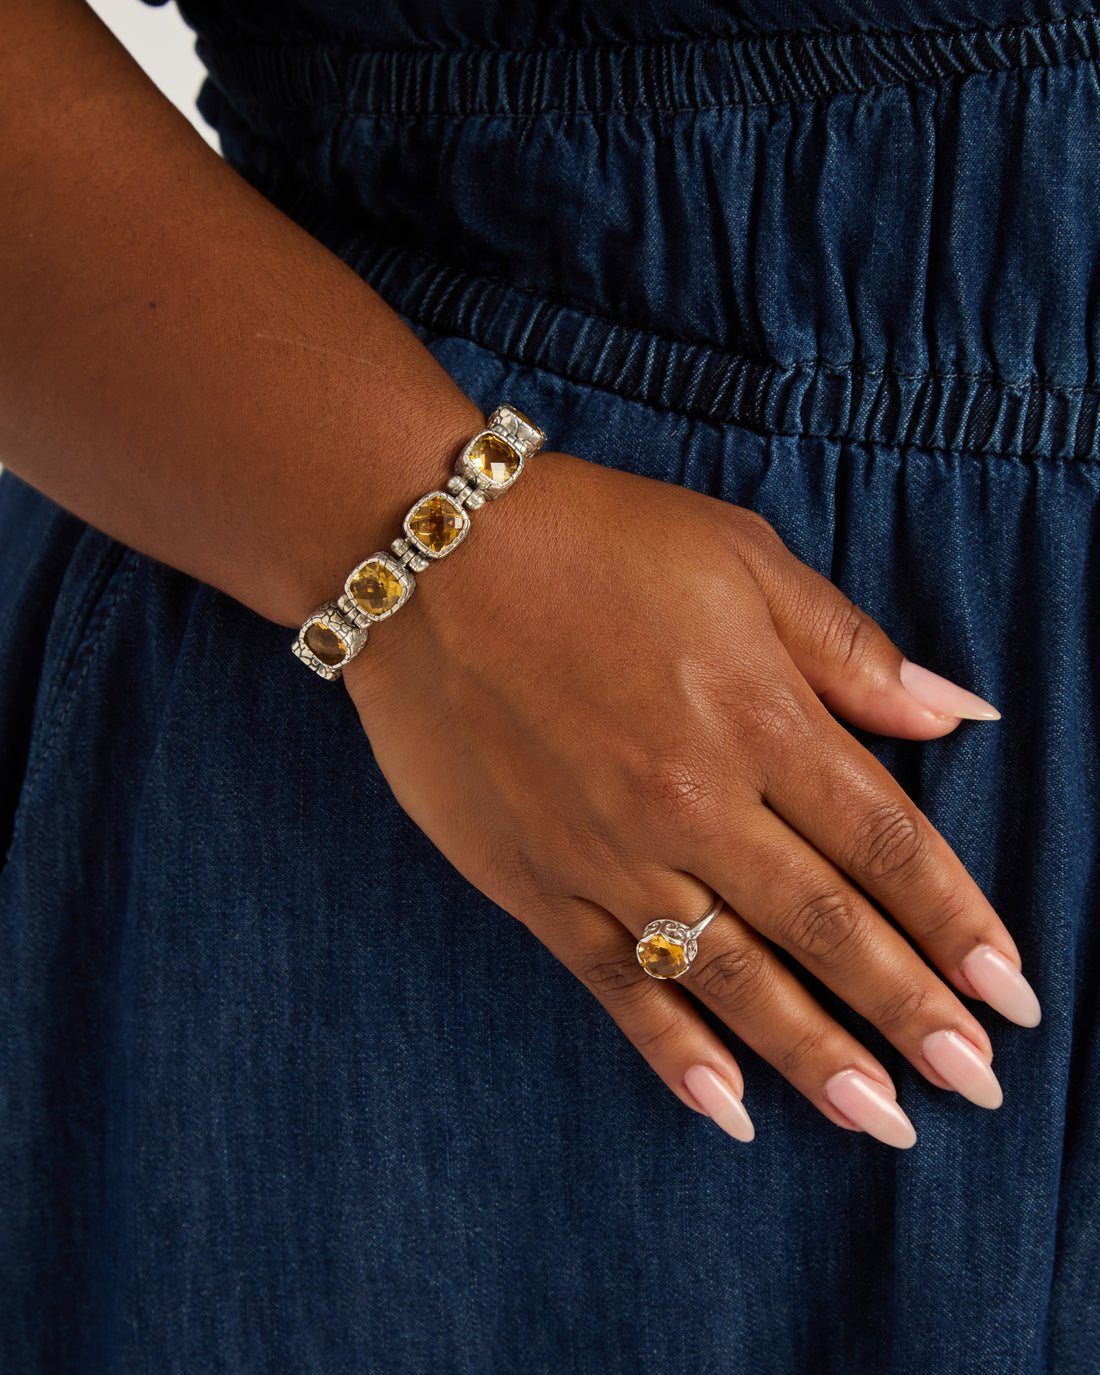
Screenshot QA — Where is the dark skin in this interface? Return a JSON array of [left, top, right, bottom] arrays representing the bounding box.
[[0, 0, 1035, 1145]]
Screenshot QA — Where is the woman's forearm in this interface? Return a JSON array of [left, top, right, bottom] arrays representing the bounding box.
[[0, 0, 482, 626]]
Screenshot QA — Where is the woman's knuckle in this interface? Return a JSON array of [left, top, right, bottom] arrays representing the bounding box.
[[775, 1022, 829, 1075], [582, 953, 652, 1003], [724, 507, 789, 585], [785, 889, 863, 962], [634, 754, 719, 839], [874, 981, 932, 1032], [834, 601, 878, 672], [731, 506, 780, 547], [851, 803, 926, 883], [729, 687, 808, 754], [692, 941, 770, 1011]]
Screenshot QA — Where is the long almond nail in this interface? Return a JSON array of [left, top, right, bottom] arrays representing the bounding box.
[[922, 1030, 1003, 1109], [961, 945, 1042, 1027], [824, 1070, 916, 1149], [684, 1065, 755, 1142], [900, 660, 1001, 720]]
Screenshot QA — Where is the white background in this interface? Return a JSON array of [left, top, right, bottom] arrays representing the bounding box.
[[86, 0, 216, 147]]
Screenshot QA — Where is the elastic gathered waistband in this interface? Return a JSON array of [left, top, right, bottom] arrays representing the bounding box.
[[363, 243, 1100, 461], [198, 9, 1100, 115], [198, 8, 1100, 461], [255, 169, 1100, 461]]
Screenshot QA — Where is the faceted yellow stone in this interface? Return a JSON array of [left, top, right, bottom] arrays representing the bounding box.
[[636, 931, 689, 979], [507, 408, 537, 435], [408, 494, 467, 554], [467, 432, 520, 486], [304, 622, 347, 666], [349, 559, 405, 616]]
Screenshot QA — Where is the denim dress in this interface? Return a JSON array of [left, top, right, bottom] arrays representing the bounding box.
[[2, 0, 1098, 1370]]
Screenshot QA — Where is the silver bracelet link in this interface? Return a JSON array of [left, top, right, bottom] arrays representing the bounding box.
[[293, 404, 546, 680]]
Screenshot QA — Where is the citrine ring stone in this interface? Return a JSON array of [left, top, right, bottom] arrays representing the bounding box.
[[636, 896, 725, 980]]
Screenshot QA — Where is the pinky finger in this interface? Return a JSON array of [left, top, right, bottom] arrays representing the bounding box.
[[537, 896, 756, 1143]]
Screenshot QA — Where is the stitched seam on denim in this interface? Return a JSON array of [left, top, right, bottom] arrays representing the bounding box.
[[524, 358, 1100, 464], [508, 358, 1100, 463], [8, 551, 138, 853], [197, 11, 1100, 117], [27, 539, 126, 740], [208, 56, 1100, 120], [427, 260, 1097, 393], [204, 69, 1099, 120], [497, 359, 1100, 461]]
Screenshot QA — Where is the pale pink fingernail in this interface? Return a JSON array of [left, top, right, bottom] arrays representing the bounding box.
[[824, 1069, 916, 1149], [900, 660, 1001, 720], [922, 1030, 1003, 1109], [961, 945, 1042, 1027], [684, 1065, 755, 1143]]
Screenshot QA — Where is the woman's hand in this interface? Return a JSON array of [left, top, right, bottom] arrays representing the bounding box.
[[344, 449, 1040, 1148], [0, 0, 1039, 1151]]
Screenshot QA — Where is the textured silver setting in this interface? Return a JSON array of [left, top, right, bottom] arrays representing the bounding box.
[[487, 404, 545, 457], [455, 405, 546, 500], [292, 601, 367, 681], [338, 552, 415, 628], [635, 920, 700, 981], [390, 538, 430, 574], [403, 491, 470, 560], [456, 430, 524, 497]]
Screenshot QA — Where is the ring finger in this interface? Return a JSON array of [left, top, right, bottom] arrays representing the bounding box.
[[535, 881, 920, 1147]]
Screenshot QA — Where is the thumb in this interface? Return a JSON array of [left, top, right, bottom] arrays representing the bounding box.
[[745, 532, 1000, 739]]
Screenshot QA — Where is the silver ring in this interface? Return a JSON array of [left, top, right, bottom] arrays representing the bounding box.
[[635, 895, 724, 980]]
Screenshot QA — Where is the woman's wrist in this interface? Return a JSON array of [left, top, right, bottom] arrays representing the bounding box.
[[0, 0, 484, 630], [261, 391, 487, 630], [293, 405, 546, 678]]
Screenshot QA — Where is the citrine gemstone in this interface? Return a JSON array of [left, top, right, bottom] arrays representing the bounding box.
[[349, 559, 405, 616], [636, 930, 689, 979], [467, 432, 520, 486], [304, 622, 347, 666], [408, 494, 467, 554], [506, 408, 537, 435]]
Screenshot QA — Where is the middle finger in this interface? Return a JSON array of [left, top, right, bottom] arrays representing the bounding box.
[[689, 808, 1004, 1106]]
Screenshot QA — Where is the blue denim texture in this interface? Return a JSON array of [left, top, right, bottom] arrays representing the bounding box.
[[3, 1, 1100, 1370]]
